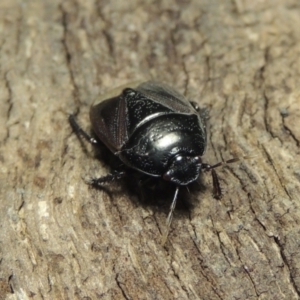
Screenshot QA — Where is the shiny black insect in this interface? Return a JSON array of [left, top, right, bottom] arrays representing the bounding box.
[[69, 81, 238, 242]]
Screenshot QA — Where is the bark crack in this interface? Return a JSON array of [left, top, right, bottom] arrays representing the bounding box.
[[169, 262, 191, 299], [114, 271, 130, 300], [60, 5, 81, 109], [242, 264, 260, 297], [181, 56, 190, 97], [189, 227, 224, 300], [96, 4, 116, 63], [247, 193, 267, 232], [3, 72, 13, 143], [261, 144, 292, 201], [262, 91, 277, 140], [259, 47, 281, 144], [8, 274, 14, 294], [282, 120, 300, 147], [235, 245, 259, 297], [273, 236, 300, 297]]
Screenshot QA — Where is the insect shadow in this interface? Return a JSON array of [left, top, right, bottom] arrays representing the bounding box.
[[87, 139, 207, 217]]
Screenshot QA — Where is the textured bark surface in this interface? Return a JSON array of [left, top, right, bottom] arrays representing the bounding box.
[[0, 0, 300, 299]]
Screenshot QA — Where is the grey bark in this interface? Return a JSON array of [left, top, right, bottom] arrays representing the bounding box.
[[0, 0, 300, 299]]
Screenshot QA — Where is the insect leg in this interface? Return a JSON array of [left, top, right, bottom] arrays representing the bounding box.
[[137, 176, 153, 202], [211, 169, 222, 199], [88, 171, 126, 187], [202, 163, 222, 199], [202, 157, 242, 199], [69, 114, 99, 145]]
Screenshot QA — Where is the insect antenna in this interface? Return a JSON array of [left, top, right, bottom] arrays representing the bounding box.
[[161, 186, 180, 245], [206, 155, 255, 169]]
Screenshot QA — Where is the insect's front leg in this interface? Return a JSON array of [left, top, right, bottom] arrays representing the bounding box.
[[202, 163, 222, 199], [211, 169, 222, 199], [88, 171, 126, 187], [69, 114, 99, 145]]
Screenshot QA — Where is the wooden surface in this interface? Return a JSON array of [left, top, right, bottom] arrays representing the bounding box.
[[1, 0, 300, 299]]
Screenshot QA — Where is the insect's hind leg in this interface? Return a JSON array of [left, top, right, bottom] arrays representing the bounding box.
[[69, 114, 99, 145], [88, 171, 126, 187]]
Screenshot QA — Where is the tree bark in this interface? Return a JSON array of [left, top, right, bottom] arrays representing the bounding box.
[[0, 0, 300, 299]]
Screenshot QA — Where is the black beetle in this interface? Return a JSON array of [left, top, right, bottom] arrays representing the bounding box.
[[69, 81, 238, 243]]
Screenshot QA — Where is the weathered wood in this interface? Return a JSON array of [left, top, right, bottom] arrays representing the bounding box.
[[0, 0, 300, 299]]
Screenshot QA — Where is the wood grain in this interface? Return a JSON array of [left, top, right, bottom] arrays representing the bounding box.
[[0, 0, 300, 299]]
